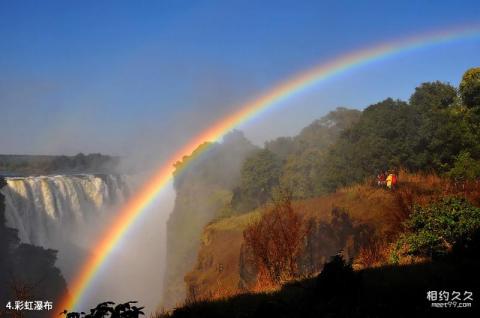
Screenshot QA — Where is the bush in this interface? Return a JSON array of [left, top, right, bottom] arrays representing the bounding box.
[[61, 301, 144, 318], [243, 189, 307, 285], [394, 197, 480, 259]]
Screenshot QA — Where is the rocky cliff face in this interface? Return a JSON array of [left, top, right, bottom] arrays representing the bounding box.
[[184, 212, 259, 301], [162, 131, 257, 308], [163, 183, 234, 307], [182, 181, 424, 302]]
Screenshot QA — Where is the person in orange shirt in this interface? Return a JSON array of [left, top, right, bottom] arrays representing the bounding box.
[[386, 173, 393, 189]]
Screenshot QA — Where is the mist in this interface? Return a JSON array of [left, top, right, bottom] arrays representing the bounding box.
[[75, 177, 176, 315]]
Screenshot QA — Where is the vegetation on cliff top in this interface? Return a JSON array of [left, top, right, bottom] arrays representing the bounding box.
[[0, 153, 120, 175]]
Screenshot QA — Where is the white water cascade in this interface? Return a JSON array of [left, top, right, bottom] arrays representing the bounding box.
[[0, 174, 130, 279]]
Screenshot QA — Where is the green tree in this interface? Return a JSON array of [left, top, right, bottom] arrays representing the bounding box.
[[318, 76, 480, 192], [409, 81, 457, 110], [415, 106, 477, 172], [294, 107, 361, 152], [280, 148, 323, 198], [459, 67, 480, 108], [232, 149, 282, 212], [319, 98, 416, 190], [447, 151, 480, 181], [265, 137, 297, 160], [266, 107, 361, 197]]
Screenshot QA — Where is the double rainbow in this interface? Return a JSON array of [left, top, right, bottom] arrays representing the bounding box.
[[57, 24, 480, 314]]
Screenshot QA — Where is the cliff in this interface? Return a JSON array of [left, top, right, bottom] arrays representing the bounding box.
[[184, 211, 261, 301], [162, 131, 257, 308], [184, 172, 480, 302]]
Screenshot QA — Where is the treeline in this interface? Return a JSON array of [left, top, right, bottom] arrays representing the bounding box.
[[231, 67, 480, 212], [0, 153, 120, 175], [232, 107, 361, 211]]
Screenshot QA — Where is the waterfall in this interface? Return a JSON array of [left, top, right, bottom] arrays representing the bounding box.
[[0, 174, 130, 259]]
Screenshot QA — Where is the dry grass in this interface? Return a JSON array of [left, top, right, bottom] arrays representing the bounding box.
[[355, 236, 392, 269], [249, 267, 281, 293]]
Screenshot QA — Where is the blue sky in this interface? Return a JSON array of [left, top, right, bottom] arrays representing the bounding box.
[[1, 0, 479, 158]]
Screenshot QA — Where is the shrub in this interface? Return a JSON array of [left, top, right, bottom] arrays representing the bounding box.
[[61, 301, 144, 318], [394, 197, 480, 259], [243, 189, 307, 285]]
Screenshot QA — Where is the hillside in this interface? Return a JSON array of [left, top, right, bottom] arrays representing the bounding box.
[[183, 171, 480, 303]]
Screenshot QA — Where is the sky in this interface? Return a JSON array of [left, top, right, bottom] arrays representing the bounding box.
[[1, 0, 479, 161]]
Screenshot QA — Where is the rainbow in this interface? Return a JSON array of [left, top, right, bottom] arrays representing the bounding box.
[[57, 24, 480, 314]]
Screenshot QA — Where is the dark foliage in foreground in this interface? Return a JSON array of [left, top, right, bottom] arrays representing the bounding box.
[[157, 244, 480, 318], [61, 301, 144, 318]]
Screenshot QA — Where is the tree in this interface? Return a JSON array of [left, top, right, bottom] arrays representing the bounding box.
[[232, 149, 282, 212], [319, 98, 415, 190], [317, 76, 480, 192], [459, 67, 480, 108], [409, 81, 457, 110], [265, 136, 297, 160], [264, 108, 361, 197], [265, 108, 361, 161], [447, 151, 480, 181], [294, 107, 361, 152], [280, 148, 323, 198]]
